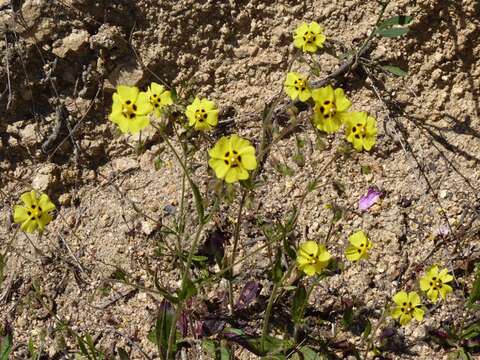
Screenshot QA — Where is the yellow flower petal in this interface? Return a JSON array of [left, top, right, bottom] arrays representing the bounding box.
[[150, 82, 165, 94], [38, 194, 56, 212], [408, 292, 421, 307], [21, 191, 35, 207], [440, 284, 453, 299], [334, 88, 351, 112], [302, 264, 316, 277], [399, 313, 412, 326], [419, 276, 431, 292], [240, 153, 257, 170], [13, 206, 30, 223], [393, 291, 408, 306], [427, 288, 438, 302], [117, 85, 139, 102], [299, 241, 318, 257], [345, 245, 362, 261], [298, 89, 312, 102], [160, 90, 174, 106], [413, 308, 424, 321], [135, 92, 153, 115], [208, 159, 230, 179], [391, 306, 402, 319], [209, 137, 230, 159], [311, 86, 334, 103], [349, 230, 368, 248], [128, 115, 150, 134]]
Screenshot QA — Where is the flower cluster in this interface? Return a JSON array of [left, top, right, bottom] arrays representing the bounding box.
[[391, 265, 454, 326], [286, 22, 378, 152], [109, 82, 173, 134]]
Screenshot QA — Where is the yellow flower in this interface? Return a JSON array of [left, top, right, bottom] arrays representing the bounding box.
[[345, 230, 372, 262], [185, 97, 219, 131], [293, 21, 326, 53], [13, 190, 56, 233], [296, 241, 331, 276], [312, 85, 351, 133], [208, 135, 257, 183], [146, 82, 173, 117], [391, 291, 424, 326], [109, 85, 153, 134], [284, 72, 311, 102], [419, 266, 453, 302], [345, 112, 377, 151]]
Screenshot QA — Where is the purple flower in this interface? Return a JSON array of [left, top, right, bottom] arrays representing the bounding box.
[[359, 187, 382, 211], [435, 225, 450, 237]]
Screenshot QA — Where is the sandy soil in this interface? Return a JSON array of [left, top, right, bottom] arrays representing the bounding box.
[[1, 0, 479, 359]]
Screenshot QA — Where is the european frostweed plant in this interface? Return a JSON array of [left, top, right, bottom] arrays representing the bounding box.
[[13, 190, 56, 233], [345, 230, 372, 262], [419, 265, 453, 302], [312, 85, 351, 133], [185, 97, 219, 131], [293, 21, 326, 53], [391, 291, 424, 326], [109, 85, 153, 134], [345, 112, 378, 151], [284, 72, 311, 102], [146, 82, 173, 117], [296, 241, 331, 276], [208, 135, 257, 183]]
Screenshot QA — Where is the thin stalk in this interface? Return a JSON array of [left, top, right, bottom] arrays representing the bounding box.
[[261, 281, 280, 352], [166, 222, 206, 359], [227, 188, 248, 313], [362, 306, 388, 360], [260, 264, 295, 352], [294, 274, 325, 340]]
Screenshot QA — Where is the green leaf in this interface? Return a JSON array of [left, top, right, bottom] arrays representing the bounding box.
[[376, 27, 409, 38], [361, 165, 372, 175], [381, 65, 407, 77], [0, 332, 12, 360], [0, 253, 6, 289], [291, 285, 307, 325], [378, 15, 413, 29], [117, 348, 130, 360], [271, 251, 284, 283], [178, 276, 197, 301], [223, 328, 293, 356], [461, 321, 480, 340], [363, 319, 372, 339], [148, 302, 177, 358], [202, 340, 231, 360], [291, 346, 325, 360], [467, 263, 480, 307]]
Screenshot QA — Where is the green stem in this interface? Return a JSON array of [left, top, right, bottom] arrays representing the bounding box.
[[362, 305, 388, 360], [260, 264, 295, 352], [227, 188, 248, 314], [261, 281, 280, 353]]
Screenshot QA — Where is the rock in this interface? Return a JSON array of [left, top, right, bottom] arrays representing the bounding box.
[[105, 62, 144, 90], [58, 193, 72, 206], [32, 163, 59, 191], [52, 29, 90, 58], [19, 123, 38, 147], [141, 220, 158, 236], [234, 45, 258, 59], [81, 139, 105, 158], [89, 24, 124, 51], [112, 157, 139, 173]]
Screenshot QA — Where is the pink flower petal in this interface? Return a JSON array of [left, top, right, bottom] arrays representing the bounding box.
[[359, 187, 382, 211]]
